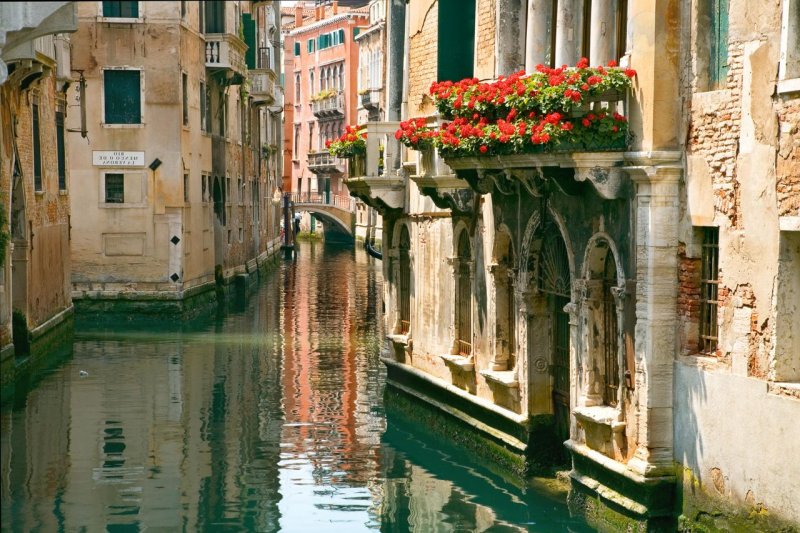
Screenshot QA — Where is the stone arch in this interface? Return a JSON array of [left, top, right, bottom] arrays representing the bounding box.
[[453, 222, 473, 357], [489, 224, 517, 371], [579, 233, 626, 409]]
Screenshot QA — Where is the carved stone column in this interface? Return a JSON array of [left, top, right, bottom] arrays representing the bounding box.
[[524, 0, 553, 70], [554, 0, 580, 67], [625, 154, 682, 477], [564, 297, 580, 440]]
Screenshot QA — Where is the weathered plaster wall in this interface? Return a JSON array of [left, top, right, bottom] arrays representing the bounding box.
[[674, 361, 800, 525]]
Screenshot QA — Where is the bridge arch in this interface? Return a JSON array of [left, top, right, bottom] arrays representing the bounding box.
[[291, 193, 355, 243]]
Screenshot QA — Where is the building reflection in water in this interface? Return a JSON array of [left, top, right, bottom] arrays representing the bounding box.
[[0, 242, 585, 532]]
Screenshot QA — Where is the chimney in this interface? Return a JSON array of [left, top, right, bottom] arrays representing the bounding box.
[[294, 5, 303, 28], [315, 5, 323, 21], [332, 1, 338, 15]]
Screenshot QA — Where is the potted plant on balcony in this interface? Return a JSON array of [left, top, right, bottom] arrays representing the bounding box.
[[395, 117, 438, 176], [327, 125, 367, 177]]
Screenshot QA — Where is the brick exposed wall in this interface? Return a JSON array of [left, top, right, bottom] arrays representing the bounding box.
[[677, 243, 701, 353], [474, 0, 496, 80], [777, 99, 800, 217], [408, 2, 438, 116]]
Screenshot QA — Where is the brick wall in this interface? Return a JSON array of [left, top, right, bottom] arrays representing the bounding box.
[[677, 243, 701, 353], [474, 0, 496, 80], [776, 99, 800, 217], [408, 2, 438, 116]]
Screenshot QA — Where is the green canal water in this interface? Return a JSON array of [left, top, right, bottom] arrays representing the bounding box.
[[1, 242, 591, 532]]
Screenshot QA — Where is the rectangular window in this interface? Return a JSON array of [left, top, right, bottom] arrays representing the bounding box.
[[181, 1, 186, 18], [182, 72, 189, 126], [779, 0, 800, 84], [104, 70, 141, 124], [699, 227, 719, 353], [105, 173, 125, 203], [200, 81, 207, 131], [307, 39, 315, 53], [184, 173, 189, 203], [204, 0, 224, 33], [56, 100, 66, 190], [103, 1, 138, 18], [294, 42, 300, 56], [32, 96, 42, 192], [709, 0, 729, 88], [438, 0, 475, 81]]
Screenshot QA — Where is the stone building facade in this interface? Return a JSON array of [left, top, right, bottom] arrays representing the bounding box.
[[0, 3, 77, 384], [67, 1, 283, 319], [350, 0, 800, 530]]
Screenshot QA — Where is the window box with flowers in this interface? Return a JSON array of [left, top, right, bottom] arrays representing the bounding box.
[[394, 60, 637, 199], [327, 125, 366, 177]]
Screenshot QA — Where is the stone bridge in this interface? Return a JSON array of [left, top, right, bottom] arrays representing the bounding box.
[[291, 192, 356, 242]]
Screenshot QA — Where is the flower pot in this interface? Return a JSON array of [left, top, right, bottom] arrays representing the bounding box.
[[350, 154, 366, 178], [418, 148, 435, 177]]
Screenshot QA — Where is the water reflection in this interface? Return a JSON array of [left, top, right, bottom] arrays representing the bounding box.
[[1, 242, 587, 532]]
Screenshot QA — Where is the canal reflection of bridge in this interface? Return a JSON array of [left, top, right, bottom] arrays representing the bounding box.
[[290, 192, 355, 242]]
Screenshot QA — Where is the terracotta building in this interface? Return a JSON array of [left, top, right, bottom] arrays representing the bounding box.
[[0, 3, 77, 383], [349, 0, 800, 530], [67, 1, 283, 319], [282, 1, 368, 238]]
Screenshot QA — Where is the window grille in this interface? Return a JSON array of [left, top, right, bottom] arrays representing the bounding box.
[[456, 231, 472, 356], [32, 95, 42, 192], [399, 226, 411, 334], [182, 73, 189, 126], [105, 174, 124, 203], [699, 227, 719, 353], [56, 100, 66, 190], [602, 252, 620, 407]]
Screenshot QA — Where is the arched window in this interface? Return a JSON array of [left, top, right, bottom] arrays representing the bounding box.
[[491, 230, 516, 371], [602, 252, 620, 406], [338, 65, 344, 91], [456, 231, 472, 356], [538, 228, 571, 441], [295, 73, 300, 102], [398, 225, 411, 334], [309, 71, 314, 95]]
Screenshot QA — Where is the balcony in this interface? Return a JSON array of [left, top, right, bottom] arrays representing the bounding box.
[[344, 121, 406, 213], [250, 70, 276, 106], [308, 151, 346, 174], [360, 88, 381, 110], [312, 91, 345, 119], [205, 34, 247, 78]]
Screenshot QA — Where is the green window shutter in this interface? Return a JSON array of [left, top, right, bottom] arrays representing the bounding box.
[[338, 29, 345, 44], [710, 0, 729, 87], [294, 41, 300, 56], [353, 27, 360, 38], [103, 2, 138, 17], [104, 70, 141, 124], [243, 14, 256, 69], [438, 0, 475, 82]]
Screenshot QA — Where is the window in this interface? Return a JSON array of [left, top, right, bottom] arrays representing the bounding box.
[[32, 94, 42, 192], [699, 227, 719, 353], [200, 81, 208, 132], [294, 41, 300, 56], [775, 229, 800, 381], [779, 0, 800, 87], [398, 225, 411, 334], [105, 173, 124, 203], [204, 0, 224, 33], [104, 70, 141, 124], [293, 125, 300, 157], [438, 0, 475, 81], [602, 252, 620, 406], [338, 29, 345, 44], [56, 100, 66, 190], [184, 173, 189, 203], [102, 1, 138, 18], [295, 73, 301, 102], [181, 0, 186, 18], [309, 71, 314, 95], [456, 231, 472, 356], [182, 72, 189, 126], [307, 39, 315, 53], [709, 0, 729, 88]]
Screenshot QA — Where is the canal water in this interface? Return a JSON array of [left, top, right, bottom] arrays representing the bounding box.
[[1, 242, 591, 532]]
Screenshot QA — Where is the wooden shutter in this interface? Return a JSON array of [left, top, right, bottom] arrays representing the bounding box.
[[104, 70, 141, 124]]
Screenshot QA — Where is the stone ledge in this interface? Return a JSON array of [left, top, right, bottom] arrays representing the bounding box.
[[479, 369, 519, 388], [439, 353, 474, 371], [386, 333, 410, 347]]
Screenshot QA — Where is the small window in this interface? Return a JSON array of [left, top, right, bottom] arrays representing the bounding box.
[[56, 100, 67, 190], [338, 29, 345, 44], [103, 1, 138, 18], [105, 173, 125, 203], [699, 227, 719, 353], [32, 95, 42, 192], [307, 39, 315, 53], [184, 173, 189, 203], [104, 70, 141, 124], [200, 80, 207, 132], [294, 41, 300, 56], [182, 72, 189, 126]]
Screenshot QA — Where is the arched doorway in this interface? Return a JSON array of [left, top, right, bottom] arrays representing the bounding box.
[[455, 230, 472, 357], [538, 229, 572, 442], [398, 225, 411, 335]]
